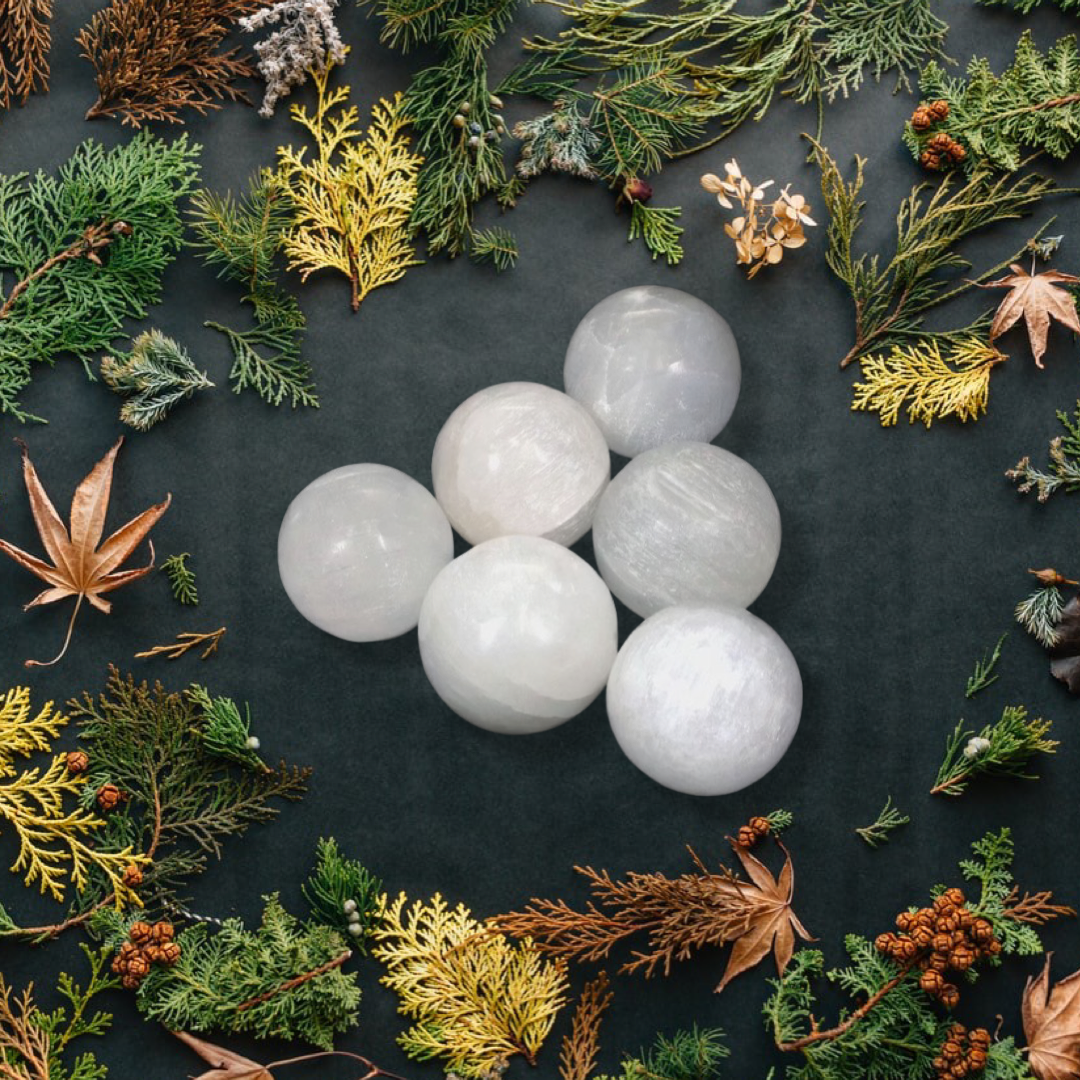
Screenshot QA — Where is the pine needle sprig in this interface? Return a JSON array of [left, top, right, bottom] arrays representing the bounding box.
[[851, 336, 1005, 427], [966, 634, 1007, 698], [1007, 400, 1080, 501], [0, 0, 53, 111], [1015, 569, 1074, 647], [162, 554, 198, 607], [468, 226, 518, 270], [189, 172, 318, 409], [3, 670, 309, 941], [373, 891, 568, 1078], [186, 685, 265, 771], [102, 330, 213, 432], [598, 1027, 729, 1080], [811, 138, 1058, 371], [77, 0, 262, 127], [628, 202, 684, 265], [905, 34, 1080, 174], [854, 797, 909, 849], [931, 705, 1056, 796], [275, 57, 423, 311], [0, 132, 200, 422]]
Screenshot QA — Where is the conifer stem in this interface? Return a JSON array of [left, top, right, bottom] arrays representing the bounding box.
[[235, 949, 353, 1012], [777, 963, 912, 1051]]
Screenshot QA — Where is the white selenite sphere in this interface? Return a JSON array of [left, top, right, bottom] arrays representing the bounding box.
[[418, 535, 619, 734], [607, 604, 802, 796], [278, 464, 453, 642], [593, 441, 780, 617], [431, 382, 610, 547], [563, 285, 741, 457]]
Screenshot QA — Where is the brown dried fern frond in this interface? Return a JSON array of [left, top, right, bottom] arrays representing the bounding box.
[[0, 0, 52, 111], [77, 0, 262, 127]]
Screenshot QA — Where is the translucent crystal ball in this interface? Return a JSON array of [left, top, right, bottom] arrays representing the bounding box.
[[607, 604, 802, 795], [563, 285, 741, 457], [418, 535, 619, 734], [431, 382, 610, 547], [278, 463, 453, 642], [593, 441, 781, 617]]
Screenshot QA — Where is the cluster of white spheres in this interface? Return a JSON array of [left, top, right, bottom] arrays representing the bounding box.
[[275, 285, 800, 797]]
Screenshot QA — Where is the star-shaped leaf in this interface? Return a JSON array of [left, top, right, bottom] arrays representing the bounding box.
[[981, 264, 1080, 368], [0, 438, 170, 667], [714, 841, 813, 993], [1023, 955, 1080, 1080]]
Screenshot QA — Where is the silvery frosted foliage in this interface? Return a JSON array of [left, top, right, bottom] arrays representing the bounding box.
[[240, 0, 346, 118], [432, 382, 611, 547], [564, 286, 741, 458], [277, 463, 453, 642], [593, 442, 781, 618], [418, 536, 619, 734], [607, 604, 802, 796], [514, 101, 601, 180]]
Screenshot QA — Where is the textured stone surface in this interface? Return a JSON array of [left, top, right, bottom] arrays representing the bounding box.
[[563, 285, 741, 458], [418, 535, 619, 734], [607, 604, 802, 796], [432, 381, 611, 546], [593, 441, 781, 617], [278, 463, 453, 642]]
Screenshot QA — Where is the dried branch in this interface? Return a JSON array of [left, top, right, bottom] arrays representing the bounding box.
[[0, 0, 52, 112], [559, 973, 613, 1080], [1003, 886, 1076, 925], [135, 627, 226, 661]]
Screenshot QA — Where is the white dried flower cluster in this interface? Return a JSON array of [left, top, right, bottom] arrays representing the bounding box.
[[963, 736, 992, 760], [240, 0, 346, 118]]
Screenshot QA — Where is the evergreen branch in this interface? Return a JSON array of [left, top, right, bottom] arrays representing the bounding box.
[[1015, 571, 1073, 647], [134, 628, 226, 661], [854, 796, 909, 849], [186, 686, 266, 771], [1007, 400, 1080, 501], [931, 705, 1056, 796], [302, 837, 382, 943], [559, 973, 612, 1080], [234, 947, 352, 1012], [161, 554, 198, 607], [628, 202, 684, 264], [0, 0, 53, 111], [599, 1027, 729, 1080], [965, 634, 1006, 698], [468, 226, 518, 270]]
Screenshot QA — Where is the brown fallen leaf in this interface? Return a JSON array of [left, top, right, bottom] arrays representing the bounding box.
[[981, 264, 1080, 368], [1023, 955, 1080, 1080], [0, 438, 170, 667]]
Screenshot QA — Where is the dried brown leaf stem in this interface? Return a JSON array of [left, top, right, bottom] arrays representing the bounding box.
[[1003, 887, 1076, 925]]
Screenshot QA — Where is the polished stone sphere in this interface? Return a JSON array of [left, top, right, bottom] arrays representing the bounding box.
[[563, 285, 741, 457], [431, 382, 610, 547], [607, 604, 802, 795], [593, 441, 780, 617], [278, 464, 453, 642], [418, 535, 619, 734]]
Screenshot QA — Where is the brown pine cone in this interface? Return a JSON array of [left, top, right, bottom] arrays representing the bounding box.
[[938, 913, 961, 933], [921, 150, 943, 170], [129, 921, 154, 945], [942, 1039, 963, 1061], [971, 918, 994, 944], [969, 1049, 988, 1071], [151, 921, 175, 943], [920, 969, 945, 994], [940, 983, 961, 1009], [950, 945, 975, 972], [749, 815, 771, 836], [950, 143, 967, 163], [896, 911, 916, 933], [957, 910, 974, 930], [127, 954, 151, 979], [929, 99, 951, 121], [934, 1057, 947, 1075], [950, 1062, 969, 1079], [159, 941, 182, 965], [111, 955, 126, 975], [912, 106, 934, 131], [912, 925, 934, 949], [121, 974, 143, 991], [121, 864, 143, 888], [969, 1029, 991, 1049], [875, 932, 897, 954], [933, 933, 953, 954], [736, 825, 757, 848], [119, 940, 138, 957], [96, 784, 122, 811], [929, 132, 954, 152], [66, 750, 90, 774], [926, 951, 949, 973], [987, 938, 1002, 956], [895, 936, 919, 961], [915, 908, 937, 928], [943, 887, 966, 907]]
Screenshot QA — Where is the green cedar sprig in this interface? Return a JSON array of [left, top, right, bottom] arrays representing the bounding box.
[[0, 131, 200, 423], [101, 330, 213, 432], [905, 33, 1080, 173], [186, 684, 267, 771], [810, 138, 1056, 370], [628, 203, 684, 265], [162, 553, 199, 606], [1015, 571, 1073, 647], [975, 0, 1080, 13], [187, 171, 318, 409], [765, 809, 795, 835], [854, 796, 909, 848], [596, 1027, 729, 1080], [931, 705, 1056, 796], [965, 634, 1007, 698], [766, 830, 1057, 1080], [0, 669, 310, 941], [302, 837, 382, 944], [1008, 401, 1080, 501], [136, 893, 360, 1049]]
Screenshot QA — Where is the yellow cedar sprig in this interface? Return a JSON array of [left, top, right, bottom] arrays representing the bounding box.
[[0, 687, 146, 907], [372, 891, 568, 1078], [851, 337, 1006, 428], [276, 54, 422, 312]]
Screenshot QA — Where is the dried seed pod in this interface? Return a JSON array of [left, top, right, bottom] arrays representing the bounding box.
[[749, 815, 771, 836], [129, 921, 154, 945], [96, 783, 122, 811], [929, 99, 951, 121], [940, 983, 961, 1009], [151, 921, 175, 943], [920, 969, 945, 994], [66, 750, 90, 774], [159, 941, 182, 965], [122, 864, 143, 888]]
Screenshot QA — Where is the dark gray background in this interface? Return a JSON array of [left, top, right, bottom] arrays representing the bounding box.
[[2, 2, 1080, 1077]]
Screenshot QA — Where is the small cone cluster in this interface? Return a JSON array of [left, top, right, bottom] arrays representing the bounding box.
[[736, 816, 773, 849], [875, 888, 1001, 1010], [112, 921, 182, 990], [934, 1023, 991, 1080]]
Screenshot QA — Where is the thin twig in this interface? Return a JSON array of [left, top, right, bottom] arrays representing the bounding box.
[[236, 949, 352, 1012]]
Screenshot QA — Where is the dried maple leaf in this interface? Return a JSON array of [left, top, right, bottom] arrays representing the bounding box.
[[174, 1032, 274, 1079], [981, 264, 1080, 368], [1023, 955, 1080, 1080], [1049, 597, 1080, 694], [0, 438, 170, 667], [715, 840, 812, 992]]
